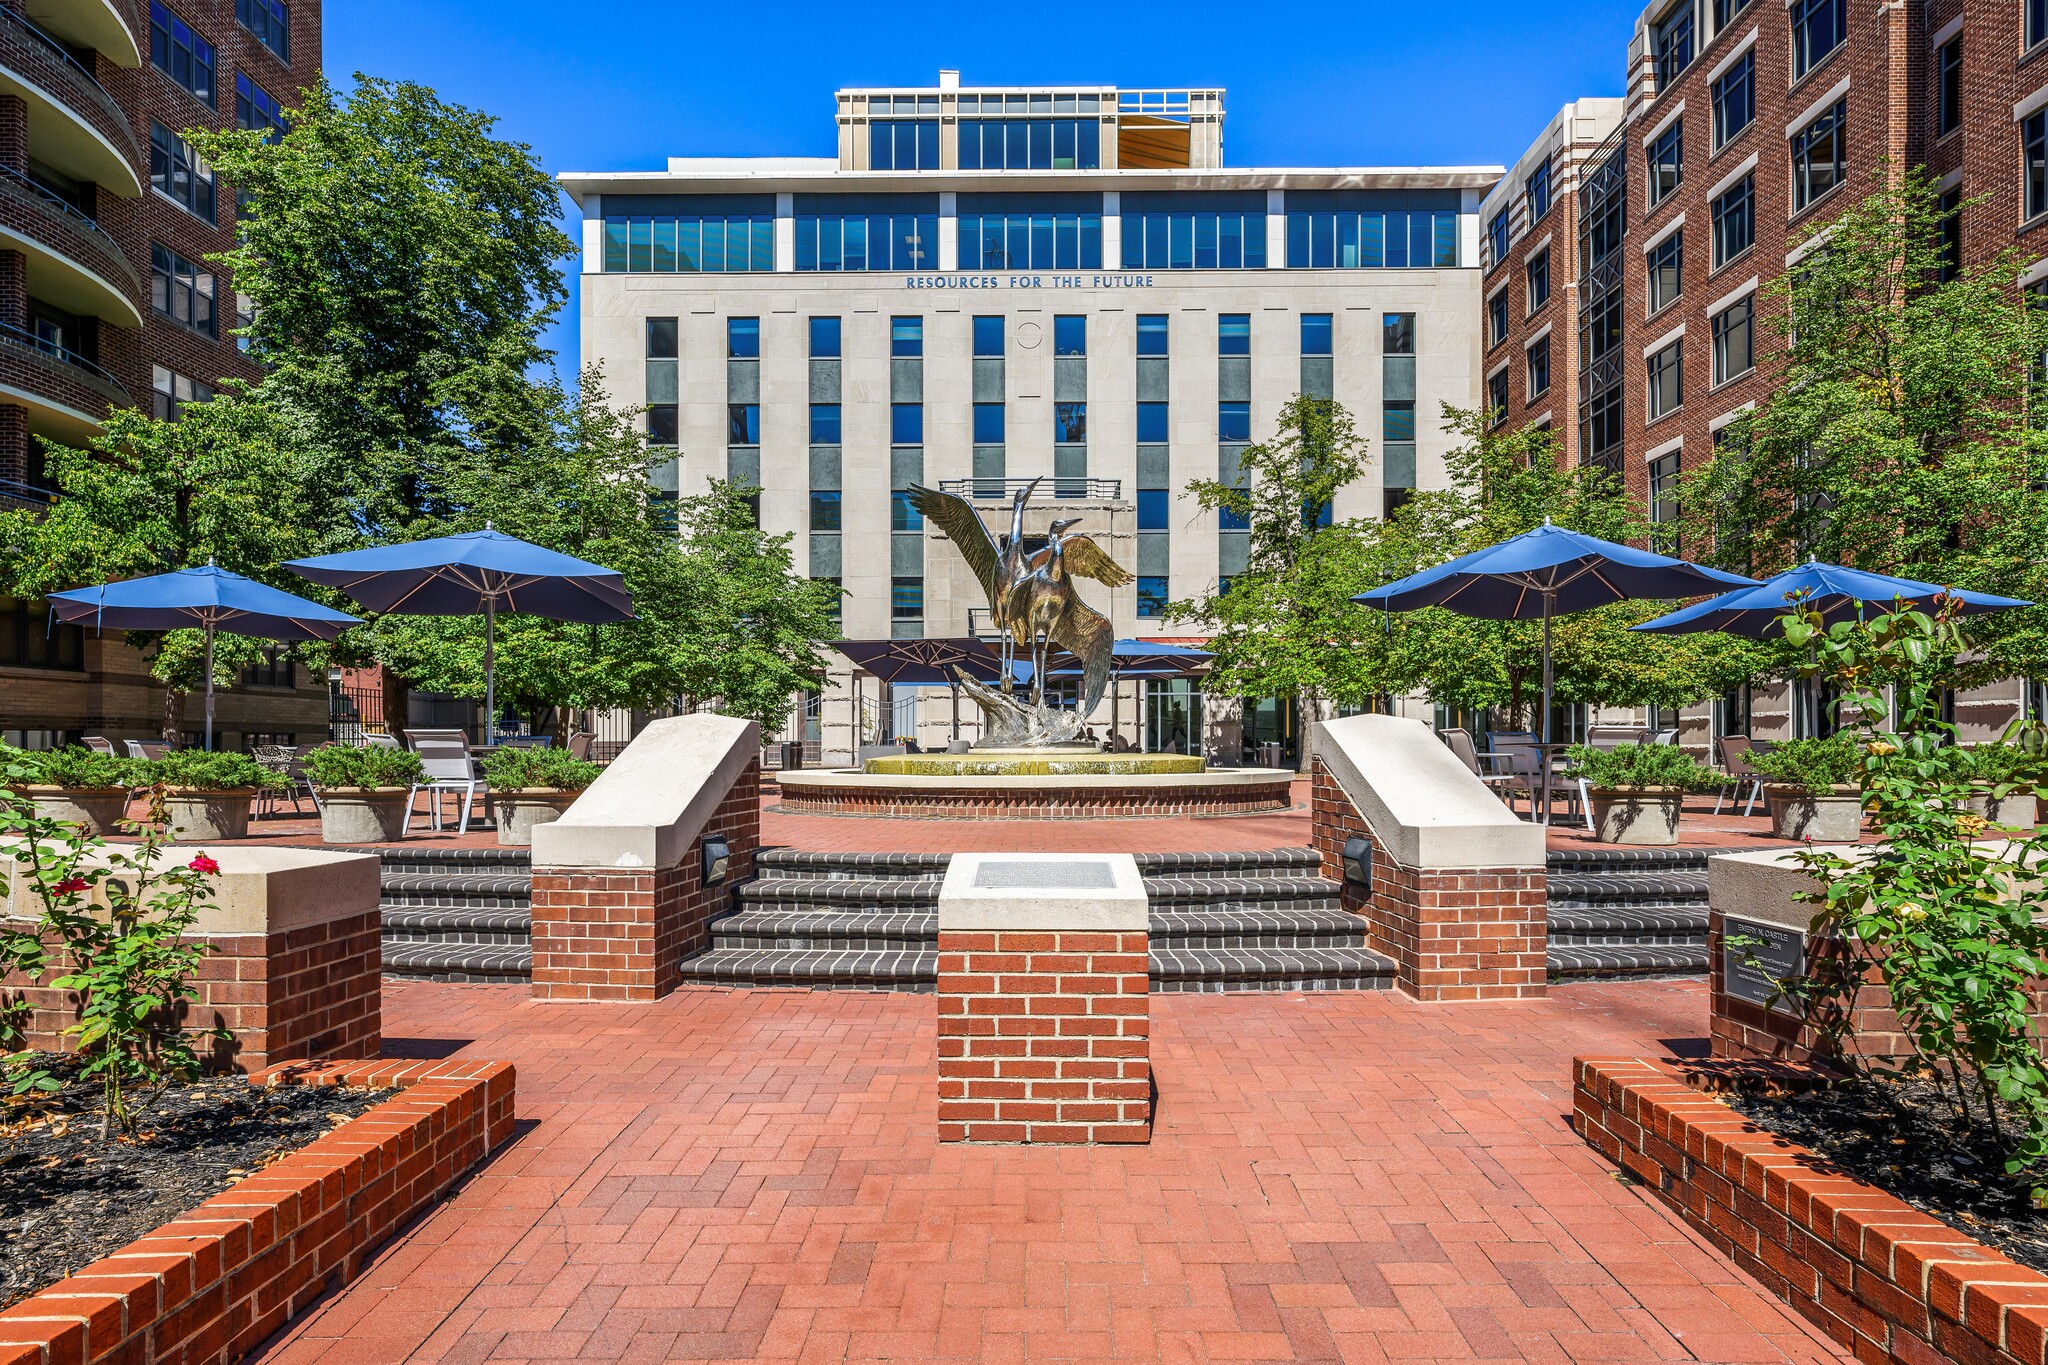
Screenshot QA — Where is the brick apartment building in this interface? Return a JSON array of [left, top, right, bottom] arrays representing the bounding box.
[[1482, 0, 2044, 746], [0, 0, 327, 749]]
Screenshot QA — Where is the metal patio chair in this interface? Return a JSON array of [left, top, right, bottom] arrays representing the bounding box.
[[1714, 736, 1767, 817], [402, 728, 487, 835], [1440, 728, 1515, 802]]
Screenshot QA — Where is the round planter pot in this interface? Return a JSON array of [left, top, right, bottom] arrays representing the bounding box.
[[1587, 787, 1684, 846], [316, 787, 412, 844], [1963, 789, 2039, 831], [495, 788, 582, 846], [1764, 784, 1863, 842], [19, 785, 129, 835], [162, 787, 256, 841]]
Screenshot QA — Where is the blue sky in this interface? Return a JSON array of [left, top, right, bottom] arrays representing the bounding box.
[[327, 0, 1644, 376]]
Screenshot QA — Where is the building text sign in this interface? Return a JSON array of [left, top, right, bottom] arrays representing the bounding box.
[[905, 274, 1158, 290]]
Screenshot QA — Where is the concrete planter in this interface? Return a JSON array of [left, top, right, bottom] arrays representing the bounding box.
[[495, 788, 581, 846], [316, 787, 412, 844], [1763, 784, 1862, 842], [1587, 787, 1685, 846], [162, 787, 256, 841], [1963, 788, 2038, 831], [18, 785, 129, 835]]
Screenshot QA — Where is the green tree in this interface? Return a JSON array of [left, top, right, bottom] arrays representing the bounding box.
[[0, 393, 311, 740]]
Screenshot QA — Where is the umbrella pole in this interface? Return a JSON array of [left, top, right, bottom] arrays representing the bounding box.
[[203, 621, 215, 752], [1540, 590, 1554, 826], [484, 595, 496, 747]]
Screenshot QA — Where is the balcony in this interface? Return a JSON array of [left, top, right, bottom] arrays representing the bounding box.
[[0, 8, 142, 198], [0, 320, 132, 443], [21, 0, 139, 70], [937, 477, 1123, 501], [0, 166, 141, 327]]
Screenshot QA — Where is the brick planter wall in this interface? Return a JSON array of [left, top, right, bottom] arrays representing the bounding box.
[[1310, 759, 1547, 1001], [0, 1057, 514, 1365], [937, 929, 1151, 1144], [530, 757, 759, 1002]]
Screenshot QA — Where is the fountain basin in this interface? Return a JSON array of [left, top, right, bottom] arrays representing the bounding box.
[[862, 749, 1207, 778], [774, 765, 1296, 820]]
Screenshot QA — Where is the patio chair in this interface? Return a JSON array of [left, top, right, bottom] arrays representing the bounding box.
[[82, 736, 116, 756], [1574, 726, 1650, 829], [125, 740, 169, 761], [566, 731, 595, 761], [251, 744, 293, 817], [363, 731, 402, 751], [402, 729, 487, 835], [1714, 736, 1766, 817], [1496, 739, 1583, 825], [1440, 729, 1514, 801], [1650, 727, 1679, 746], [946, 740, 972, 754]]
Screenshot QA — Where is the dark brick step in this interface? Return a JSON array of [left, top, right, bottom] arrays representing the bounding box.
[[751, 849, 950, 880], [1151, 907, 1363, 947], [1546, 848, 1711, 874], [709, 908, 935, 949], [343, 846, 531, 877], [379, 870, 532, 901], [1547, 871, 1707, 906], [1150, 945, 1397, 992], [381, 905, 531, 936], [1144, 875, 1346, 905], [1547, 943, 1709, 980], [1135, 848, 1325, 877], [674, 946, 938, 991], [737, 877, 942, 908], [381, 940, 532, 982]]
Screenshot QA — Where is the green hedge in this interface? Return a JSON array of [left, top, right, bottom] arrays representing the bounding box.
[[480, 745, 603, 791]]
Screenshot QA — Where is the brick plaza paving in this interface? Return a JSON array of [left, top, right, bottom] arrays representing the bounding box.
[[253, 979, 1849, 1364]]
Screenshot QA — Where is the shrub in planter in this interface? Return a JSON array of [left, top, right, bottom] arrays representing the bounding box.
[[1944, 744, 2039, 830], [1563, 743, 1722, 845], [1747, 736, 1865, 841], [0, 744, 137, 835], [302, 746, 427, 843], [140, 751, 276, 841], [480, 746, 603, 846]]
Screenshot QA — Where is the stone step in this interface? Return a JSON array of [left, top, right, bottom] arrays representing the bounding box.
[[1150, 945, 1397, 993], [1547, 942, 1710, 980], [381, 939, 533, 983]]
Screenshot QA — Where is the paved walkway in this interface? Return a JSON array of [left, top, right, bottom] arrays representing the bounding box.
[[255, 980, 1847, 1364]]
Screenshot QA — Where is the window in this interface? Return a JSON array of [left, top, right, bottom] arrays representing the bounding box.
[[647, 317, 678, 358], [1938, 187, 1961, 282], [1137, 577, 1169, 619], [891, 577, 923, 621], [234, 292, 254, 353], [1712, 173, 1755, 266], [1487, 370, 1509, 424], [1138, 314, 1168, 355], [1137, 488, 1169, 530], [1488, 208, 1510, 265], [150, 3, 216, 107], [869, 119, 939, 170], [1526, 161, 1553, 221], [1647, 121, 1683, 208], [1937, 37, 1962, 139], [973, 315, 1003, 356], [647, 406, 677, 446], [2029, 111, 2048, 222], [235, 72, 285, 141], [973, 403, 1004, 443], [809, 316, 840, 357], [1712, 52, 1754, 148], [1647, 341, 1684, 420], [1790, 0, 1845, 79], [1791, 100, 1847, 211], [236, 0, 288, 60], [1383, 313, 1415, 354], [957, 118, 1100, 170], [809, 404, 841, 444], [1647, 232, 1683, 313], [1649, 452, 1681, 551], [1712, 294, 1754, 383], [891, 404, 923, 444], [151, 243, 216, 338], [891, 316, 922, 357], [1136, 402, 1170, 443], [2033, 0, 2048, 52], [891, 491, 923, 531], [149, 123, 215, 223], [727, 317, 759, 357], [1121, 192, 1267, 269], [1585, 290, 1623, 363], [727, 404, 760, 444], [1055, 402, 1086, 443], [1653, 2, 1696, 89], [1218, 314, 1250, 356], [241, 647, 294, 689], [1527, 249, 1551, 311], [958, 193, 1103, 270], [1713, 0, 1753, 27], [1301, 314, 1332, 356], [1285, 196, 1461, 269], [794, 194, 939, 272], [151, 364, 212, 421], [1054, 315, 1086, 356], [0, 597, 83, 671], [1218, 402, 1250, 442], [601, 195, 774, 273], [809, 491, 841, 531], [1527, 336, 1551, 398], [1488, 290, 1510, 346]]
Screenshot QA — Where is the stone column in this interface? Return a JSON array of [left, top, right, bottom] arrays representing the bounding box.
[[937, 853, 1151, 1144]]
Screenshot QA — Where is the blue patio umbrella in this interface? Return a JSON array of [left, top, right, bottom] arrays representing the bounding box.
[[1633, 558, 2032, 637], [47, 562, 361, 750], [287, 527, 635, 745], [1354, 520, 1759, 819]]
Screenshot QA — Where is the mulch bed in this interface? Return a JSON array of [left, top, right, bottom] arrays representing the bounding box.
[[0, 1055, 393, 1309], [1724, 1070, 2048, 1273]]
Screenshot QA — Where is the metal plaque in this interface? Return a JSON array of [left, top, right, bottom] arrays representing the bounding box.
[[1722, 916, 1806, 1017], [973, 861, 1116, 890]]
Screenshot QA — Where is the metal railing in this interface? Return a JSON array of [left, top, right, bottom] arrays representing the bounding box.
[[0, 321, 131, 407], [937, 476, 1122, 501], [0, 477, 52, 506], [0, 8, 128, 136], [0, 165, 139, 292]]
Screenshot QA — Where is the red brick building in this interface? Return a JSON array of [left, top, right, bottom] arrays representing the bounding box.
[[0, 0, 326, 747]]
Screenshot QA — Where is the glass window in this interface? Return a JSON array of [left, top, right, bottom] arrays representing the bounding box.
[[1488, 208, 1510, 264], [1791, 99, 1847, 211], [1647, 121, 1683, 208], [1712, 51, 1754, 148], [151, 364, 212, 421], [1218, 402, 1250, 442], [891, 404, 923, 444], [151, 243, 216, 338], [1713, 294, 1754, 383], [891, 491, 923, 530], [810, 404, 841, 444], [646, 317, 678, 358], [1713, 173, 1755, 266], [1137, 488, 1169, 530], [1054, 315, 1086, 356], [1383, 401, 1416, 442], [809, 316, 840, 357], [1383, 313, 1416, 355], [1647, 231, 1683, 313], [1527, 336, 1551, 398], [957, 118, 1100, 170], [2029, 111, 2048, 222], [1137, 314, 1169, 355], [809, 491, 841, 531], [1137, 402, 1169, 443], [1136, 577, 1168, 619], [958, 193, 1104, 270], [601, 195, 774, 274], [1055, 402, 1087, 443], [1713, 0, 1753, 28], [1653, 1, 1696, 88], [234, 72, 284, 141], [150, 2, 216, 107], [1487, 370, 1509, 425], [973, 315, 1003, 356], [236, 0, 288, 60], [1584, 291, 1623, 363], [646, 406, 677, 446], [1649, 452, 1681, 551], [149, 123, 215, 224], [973, 403, 1005, 444], [727, 404, 760, 444], [1525, 161, 1552, 221], [1938, 186, 1962, 282], [1528, 249, 1551, 310], [1301, 314, 1332, 356], [1120, 193, 1267, 269], [0, 597, 84, 671], [869, 119, 939, 170], [1937, 37, 1962, 139], [1791, 0, 1846, 79], [1218, 314, 1250, 356], [891, 316, 922, 357], [1647, 341, 1683, 420], [1488, 290, 1510, 346], [891, 577, 924, 619], [2033, 0, 2048, 51], [794, 195, 939, 272], [1287, 206, 1461, 269], [727, 317, 759, 357]]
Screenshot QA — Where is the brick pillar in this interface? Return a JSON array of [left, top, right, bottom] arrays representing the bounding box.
[[0, 402, 28, 487], [0, 247, 23, 333], [0, 94, 24, 174], [528, 715, 760, 1001], [937, 853, 1151, 1144]]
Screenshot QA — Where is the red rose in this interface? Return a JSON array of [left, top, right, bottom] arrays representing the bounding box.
[[52, 877, 88, 895], [187, 855, 220, 875]]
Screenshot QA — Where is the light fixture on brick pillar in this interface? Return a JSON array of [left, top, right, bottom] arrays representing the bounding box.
[[701, 833, 731, 886]]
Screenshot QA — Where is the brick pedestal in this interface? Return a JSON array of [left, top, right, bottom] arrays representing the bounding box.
[[529, 716, 759, 1002], [937, 853, 1151, 1144]]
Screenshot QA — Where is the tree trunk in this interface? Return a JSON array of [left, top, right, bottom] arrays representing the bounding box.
[[161, 687, 184, 746], [379, 666, 409, 741], [1295, 691, 1315, 775]]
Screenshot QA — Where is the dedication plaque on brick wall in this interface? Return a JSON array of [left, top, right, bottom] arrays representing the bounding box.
[[1722, 917, 1805, 1017]]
